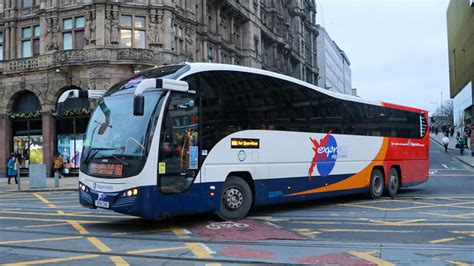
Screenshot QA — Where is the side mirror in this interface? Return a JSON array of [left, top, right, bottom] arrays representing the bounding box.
[[133, 95, 145, 116]]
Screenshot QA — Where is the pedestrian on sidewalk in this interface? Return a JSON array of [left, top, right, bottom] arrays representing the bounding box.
[[53, 153, 64, 179], [456, 133, 466, 155], [6, 154, 18, 184], [442, 135, 449, 152]]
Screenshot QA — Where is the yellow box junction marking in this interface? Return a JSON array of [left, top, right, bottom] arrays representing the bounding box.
[[348, 250, 394, 266], [127, 246, 188, 255], [67, 221, 89, 234], [110, 256, 130, 266], [185, 243, 213, 259], [0, 236, 83, 245], [2, 254, 100, 266], [33, 193, 56, 208], [87, 237, 111, 252], [428, 237, 457, 244], [170, 227, 191, 239]]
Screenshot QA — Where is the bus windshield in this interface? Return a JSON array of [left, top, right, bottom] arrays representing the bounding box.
[[83, 90, 165, 161]]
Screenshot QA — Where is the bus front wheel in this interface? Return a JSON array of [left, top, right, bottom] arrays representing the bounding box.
[[217, 176, 252, 221], [369, 169, 384, 199]]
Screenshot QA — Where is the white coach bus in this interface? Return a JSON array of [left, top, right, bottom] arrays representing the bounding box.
[[59, 63, 429, 220]]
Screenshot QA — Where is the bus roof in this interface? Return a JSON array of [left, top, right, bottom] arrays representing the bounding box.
[[177, 62, 426, 113]]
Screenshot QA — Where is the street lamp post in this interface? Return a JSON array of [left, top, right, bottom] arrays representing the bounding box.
[[440, 92, 443, 115], [430, 101, 438, 116]]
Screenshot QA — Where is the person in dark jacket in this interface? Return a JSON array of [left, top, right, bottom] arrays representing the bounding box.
[[6, 154, 18, 184]]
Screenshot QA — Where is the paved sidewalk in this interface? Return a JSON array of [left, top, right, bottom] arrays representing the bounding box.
[[0, 176, 78, 193], [430, 133, 474, 168]]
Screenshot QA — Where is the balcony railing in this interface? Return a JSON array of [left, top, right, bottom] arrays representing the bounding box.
[[1, 48, 156, 74]]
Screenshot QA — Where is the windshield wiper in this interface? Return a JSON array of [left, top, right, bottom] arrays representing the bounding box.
[[83, 147, 124, 164]]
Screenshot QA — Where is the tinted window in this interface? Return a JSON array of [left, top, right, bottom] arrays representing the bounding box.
[[197, 71, 424, 152]]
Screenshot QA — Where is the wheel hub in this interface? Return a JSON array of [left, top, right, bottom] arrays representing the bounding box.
[[374, 176, 382, 194], [224, 187, 243, 210]]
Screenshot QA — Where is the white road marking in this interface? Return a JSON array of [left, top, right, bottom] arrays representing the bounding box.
[[442, 164, 448, 169]]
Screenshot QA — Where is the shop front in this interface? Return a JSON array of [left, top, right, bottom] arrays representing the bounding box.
[[8, 91, 43, 176], [54, 94, 90, 175]]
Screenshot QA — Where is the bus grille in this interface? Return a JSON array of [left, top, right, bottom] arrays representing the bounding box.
[[80, 190, 93, 204], [113, 196, 137, 208]]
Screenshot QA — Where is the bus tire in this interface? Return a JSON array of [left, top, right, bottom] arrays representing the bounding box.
[[217, 176, 253, 221], [369, 168, 384, 199], [387, 167, 400, 198]]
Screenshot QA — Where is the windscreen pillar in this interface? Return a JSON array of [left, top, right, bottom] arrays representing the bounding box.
[[42, 112, 56, 177], [0, 115, 12, 178]]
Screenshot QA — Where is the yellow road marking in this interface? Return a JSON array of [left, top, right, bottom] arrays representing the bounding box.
[[24, 222, 69, 228], [321, 229, 414, 233], [428, 237, 457, 244], [87, 237, 111, 252], [127, 246, 188, 254], [446, 260, 471, 266], [451, 230, 474, 236], [112, 229, 167, 235], [185, 243, 213, 259], [0, 215, 106, 224], [170, 227, 191, 239], [0, 210, 130, 219], [33, 193, 56, 208], [110, 256, 130, 266], [420, 212, 474, 219], [0, 236, 82, 245], [2, 254, 100, 266], [68, 221, 89, 234], [289, 221, 339, 225], [359, 218, 427, 226], [348, 250, 394, 266], [339, 200, 474, 211]]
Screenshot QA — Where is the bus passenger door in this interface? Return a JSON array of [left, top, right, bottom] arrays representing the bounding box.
[[158, 92, 201, 213]]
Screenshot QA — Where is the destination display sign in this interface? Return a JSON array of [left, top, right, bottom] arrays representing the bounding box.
[[231, 138, 260, 149], [89, 163, 123, 176]]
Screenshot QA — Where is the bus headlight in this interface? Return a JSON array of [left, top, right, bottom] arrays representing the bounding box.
[[79, 182, 90, 192], [123, 188, 139, 197]]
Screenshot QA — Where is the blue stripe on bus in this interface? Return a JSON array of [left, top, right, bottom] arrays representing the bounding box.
[[80, 173, 367, 219]]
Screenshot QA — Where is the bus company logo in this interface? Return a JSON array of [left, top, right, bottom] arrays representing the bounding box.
[[391, 140, 425, 147], [308, 130, 338, 179], [97, 192, 106, 201], [121, 76, 144, 90]]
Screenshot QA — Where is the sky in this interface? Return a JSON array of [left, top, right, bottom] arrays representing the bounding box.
[[316, 0, 450, 114]]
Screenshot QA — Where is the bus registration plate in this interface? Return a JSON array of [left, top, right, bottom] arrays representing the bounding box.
[[95, 200, 109, 209]]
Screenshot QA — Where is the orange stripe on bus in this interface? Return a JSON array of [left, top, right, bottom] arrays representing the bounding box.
[[285, 138, 389, 197]]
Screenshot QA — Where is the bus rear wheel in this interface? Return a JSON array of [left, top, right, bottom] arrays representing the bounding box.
[[387, 168, 400, 198], [369, 169, 384, 199], [217, 176, 252, 221]]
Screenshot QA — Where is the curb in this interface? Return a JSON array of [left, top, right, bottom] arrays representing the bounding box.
[[1, 188, 78, 194], [430, 135, 455, 151], [455, 156, 474, 168]]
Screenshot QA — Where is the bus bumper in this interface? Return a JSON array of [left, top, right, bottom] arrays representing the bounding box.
[[79, 182, 158, 219]]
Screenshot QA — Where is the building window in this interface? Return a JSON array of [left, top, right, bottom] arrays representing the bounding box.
[[0, 32, 3, 61], [208, 47, 213, 63], [21, 25, 39, 58], [23, 0, 31, 8], [120, 15, 145, 48], [63, 16, 85, 50]]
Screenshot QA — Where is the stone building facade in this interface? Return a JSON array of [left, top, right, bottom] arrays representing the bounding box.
[[0, 0, 318, 176]]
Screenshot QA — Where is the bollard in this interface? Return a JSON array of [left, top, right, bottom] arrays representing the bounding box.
[[54, 171, 59, 188], [17, 169, 21, 190]]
